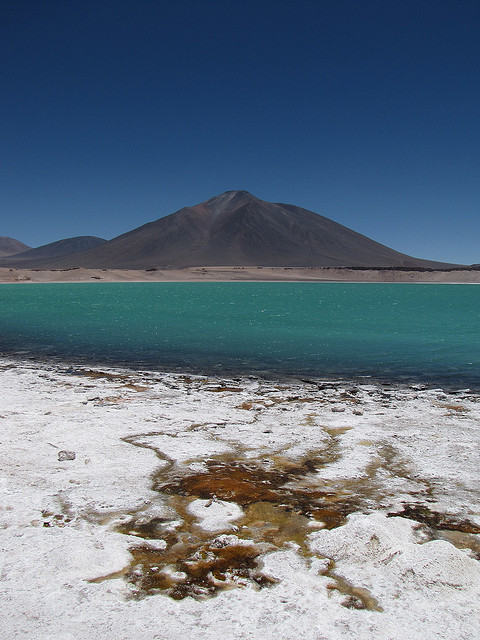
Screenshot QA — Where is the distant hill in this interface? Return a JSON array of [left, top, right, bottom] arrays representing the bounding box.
[[0, 236, 107, 266], [0, 237, 31, 257], [0, 192, 461, 269]]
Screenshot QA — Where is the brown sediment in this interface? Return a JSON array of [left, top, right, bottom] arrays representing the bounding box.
[[91, 425, 477, 603], [157, 459, 361, 528], [301, 413, 317, 426], [387, 504, 480, 534], [93, 396, 131, 405], [101, 424, 394, 600], [100, 492, 280, 600], [434, 530, 480, 560], [72, 369, 130, 381], [69, 368, 150, 392], [322, 560, 384, 611], [204, 386, 244, 393], [158, 461, 290, 504], [123, 539, 277, 600], [124, 383, 149, 392], [237, 396, 322, 410], [441, 404, 468, 413], [95, 437, 368, 600], [106, 465, 381, 605]]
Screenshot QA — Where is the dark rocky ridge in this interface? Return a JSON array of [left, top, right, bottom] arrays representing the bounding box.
[[0, 192, 461, 269]]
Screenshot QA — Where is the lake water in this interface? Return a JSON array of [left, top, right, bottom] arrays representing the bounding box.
[[1, 283, 479, 386]]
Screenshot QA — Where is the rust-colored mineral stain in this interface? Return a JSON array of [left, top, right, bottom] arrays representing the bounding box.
[[435, 529, 480, 560], [158, 461, 290, 505], [103, 431, 468, 605], [442, 403, 468, 413], [327, 580, 383, 612], [116, 516, 175, 540], [156, 459, 359, 529], [126, 541, 272, 600], [238, 396, 320, 410], [113, 523, 276, 601], [71, 369, 149, 391], [321, 559, 384, 611], [101, 453, 368, 601], [205, 386, 244, 393], [238, 401, 257, 410], [388, 504, 480, 534], [124, 383, 149, 392]]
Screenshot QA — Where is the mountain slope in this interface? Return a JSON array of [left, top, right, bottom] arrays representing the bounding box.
[[1, 192, 459, 269], [0, 236, 107, 266], [0, 237, 31, 257]]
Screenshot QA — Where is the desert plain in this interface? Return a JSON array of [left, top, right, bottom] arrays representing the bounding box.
[[1, 266, 480, 283]]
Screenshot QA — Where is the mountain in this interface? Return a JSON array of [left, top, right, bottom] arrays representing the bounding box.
[[0, 237, 31, 257], [0, 236, 107, 266], [0, 192, 459, 269]]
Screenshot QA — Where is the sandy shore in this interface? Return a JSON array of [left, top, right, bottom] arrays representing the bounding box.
[[1, 266, 480, 283], [1, 357, 479, 639]]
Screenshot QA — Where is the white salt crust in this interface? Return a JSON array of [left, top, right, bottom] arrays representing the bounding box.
[[0, 357, 479, 639]]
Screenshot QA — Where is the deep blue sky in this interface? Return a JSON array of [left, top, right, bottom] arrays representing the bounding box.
[[1, 0, 479, 263]]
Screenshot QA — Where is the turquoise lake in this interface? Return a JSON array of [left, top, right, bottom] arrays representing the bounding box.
[[1, 283, 479, 386]]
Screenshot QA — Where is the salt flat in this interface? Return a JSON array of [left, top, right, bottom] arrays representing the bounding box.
[[0, 358, 479, 639]]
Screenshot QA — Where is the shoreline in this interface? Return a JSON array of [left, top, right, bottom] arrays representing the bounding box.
[[2, 265, 480, 283], [1, 355, 479, 639], [2, 349, 478, 392]]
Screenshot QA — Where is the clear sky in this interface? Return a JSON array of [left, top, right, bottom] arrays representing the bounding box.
[[1, 0, 479, 264]]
